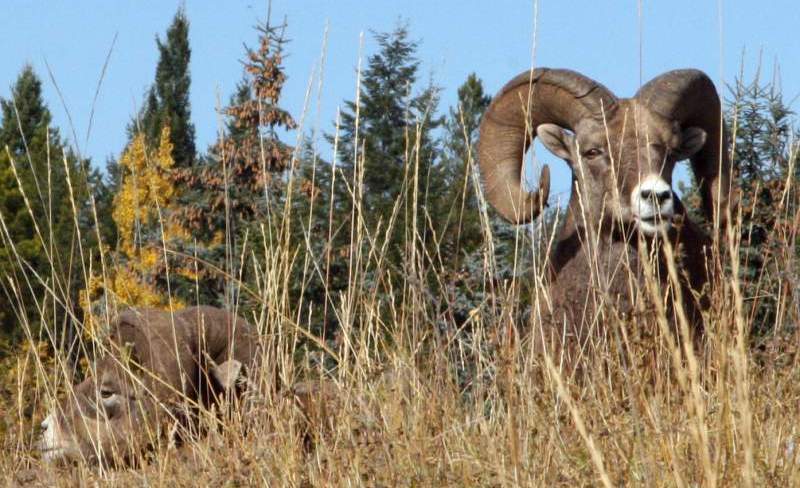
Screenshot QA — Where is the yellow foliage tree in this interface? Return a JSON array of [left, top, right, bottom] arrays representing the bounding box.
[[82, 126, 190, 337], [113, 127, 177, 256]]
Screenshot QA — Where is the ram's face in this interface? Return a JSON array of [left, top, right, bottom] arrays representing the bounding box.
[[537, 101, 707, 236], [38, 355, 159, 465]]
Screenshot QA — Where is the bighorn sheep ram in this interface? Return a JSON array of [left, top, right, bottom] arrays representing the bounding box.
[[38, 306, 260, 465], [479, 68, 731, 352]]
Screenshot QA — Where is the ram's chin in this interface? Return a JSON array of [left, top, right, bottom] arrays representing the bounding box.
[[40, 447, 68, 463], [636, 216, 672, 236], [39, 442, 82, 463]]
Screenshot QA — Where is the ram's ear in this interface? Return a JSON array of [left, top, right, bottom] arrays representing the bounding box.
[[536, 123, 575, 161], [674, 127, 707, 161], [211, 359, 244, 391]]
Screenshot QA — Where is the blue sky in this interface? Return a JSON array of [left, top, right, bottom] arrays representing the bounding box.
[[2, 0, 799, 199]]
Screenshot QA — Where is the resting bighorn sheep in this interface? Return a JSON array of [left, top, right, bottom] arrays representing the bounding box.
[[38, 306, 260, 465], [479, 68, 731, 350]]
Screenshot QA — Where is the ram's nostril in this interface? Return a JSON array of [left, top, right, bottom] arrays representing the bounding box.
[[640, 188, 672, 204]]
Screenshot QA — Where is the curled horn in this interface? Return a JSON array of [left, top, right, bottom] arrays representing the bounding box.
[[478, 68, 618, 224], [635, 69, 732, 227]]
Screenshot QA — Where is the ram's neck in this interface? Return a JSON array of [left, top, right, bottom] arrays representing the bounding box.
[[547, 209, 630, 277], [547, 205, 711, 289]]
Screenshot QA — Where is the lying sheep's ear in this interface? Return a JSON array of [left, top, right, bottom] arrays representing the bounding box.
[[211, 359, 244, 391], [536, 123, 575, 161]]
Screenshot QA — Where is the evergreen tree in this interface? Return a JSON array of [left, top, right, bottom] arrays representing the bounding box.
[[0, 69, 46, 301], [170, 19, 296, 307], [442, 74, 490, 170], [436, 73, 491, 260], [177, 20, 295, 239], [311, 22, 448, 344], [138, 8, 196, 169], [286, 136, 338, 334], [90, 157, 122, 248], [331, 23, 442, 244], [678, 72, 799, 335], [92, 8, 200, 314], [725, 74, 798, 333], [0, 66, 90, 342]]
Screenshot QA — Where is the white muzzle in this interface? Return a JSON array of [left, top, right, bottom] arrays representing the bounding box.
[[631, 176, 674, 235], [38, 412, 74, 462]]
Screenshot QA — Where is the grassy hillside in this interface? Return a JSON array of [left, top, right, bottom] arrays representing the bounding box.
[[0, 26, 798, 485]]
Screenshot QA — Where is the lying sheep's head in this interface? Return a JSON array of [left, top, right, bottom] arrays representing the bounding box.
[[39, 345, 148, 464], [38, 306, 257, 465], [479, 68, 731, 236]]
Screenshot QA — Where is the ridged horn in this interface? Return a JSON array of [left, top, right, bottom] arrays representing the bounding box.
[[478, 68, 617, 224], [636, 69, 731, 227]]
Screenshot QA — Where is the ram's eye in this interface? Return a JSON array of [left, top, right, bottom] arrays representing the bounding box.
[[99, 389, 115, 400], [583, 148, 603, 159]]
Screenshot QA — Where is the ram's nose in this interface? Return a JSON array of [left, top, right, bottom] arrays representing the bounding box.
[[639, 187, 672, 205], [633, 177, 674, 212], [632, 176, 676, 235]]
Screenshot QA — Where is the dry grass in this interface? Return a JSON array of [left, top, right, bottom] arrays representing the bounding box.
[[1, 47, 799, 488]]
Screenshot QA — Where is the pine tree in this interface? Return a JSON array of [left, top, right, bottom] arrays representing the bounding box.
[[442, 74, 490, 170], [310, 22, 448, 344], [138, 8, 196, 169], [90, 157, 122, 248], [331, 22, 442, 255], [436, 73, 491, 259], [177, 20, 295, 238], [725, 73, 798, 334], [0, 66, 90, 341], [91, 8, 199, 315], [170, 19, 296, 307], [0, 69, 45, 301]]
